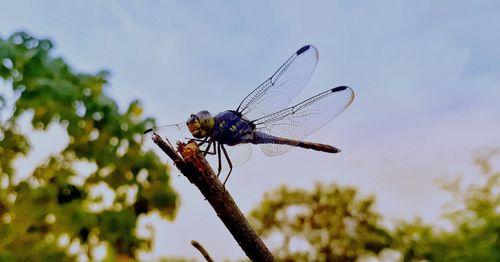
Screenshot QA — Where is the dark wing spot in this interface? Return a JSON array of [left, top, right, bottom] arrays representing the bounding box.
[[331, 86, 348, 93], [296, 45, 311, 55]]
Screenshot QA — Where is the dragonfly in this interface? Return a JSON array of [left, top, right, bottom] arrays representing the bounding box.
[[143, 45, 355, 186]]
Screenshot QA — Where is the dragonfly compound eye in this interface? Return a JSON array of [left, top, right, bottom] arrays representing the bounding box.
[[196, 111, 214, 131], [186, 111, 214, 138]]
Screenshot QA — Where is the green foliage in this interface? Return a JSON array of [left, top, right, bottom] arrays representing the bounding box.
[[0, 32, 177, 260], [250, 150, 500, 262], [249, 183, 392, 262], [394, 150, 500, 262]]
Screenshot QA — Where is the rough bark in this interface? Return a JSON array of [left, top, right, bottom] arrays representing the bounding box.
[[151, 133, 275, 262]]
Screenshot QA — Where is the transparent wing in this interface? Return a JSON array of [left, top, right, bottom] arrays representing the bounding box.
[[141, 122, 192, 151], [225, 143, 252, 167], [253, 86, 355, 156], [199, 143, 253, 174], [236, 45, 318, 121]]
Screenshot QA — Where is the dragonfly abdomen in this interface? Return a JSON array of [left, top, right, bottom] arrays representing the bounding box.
[[252, 132, 340, 153]]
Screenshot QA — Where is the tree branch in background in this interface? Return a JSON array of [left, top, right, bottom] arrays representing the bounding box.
[[191, 240, 214, 262], [151, 133, 275, 262]]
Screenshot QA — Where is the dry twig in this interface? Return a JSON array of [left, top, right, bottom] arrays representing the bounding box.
[[151, 133, 274, 262], [191, 240, 214, 262]]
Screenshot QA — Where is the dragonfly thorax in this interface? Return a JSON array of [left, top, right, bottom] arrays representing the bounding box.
[[186, 110, 215, 138]]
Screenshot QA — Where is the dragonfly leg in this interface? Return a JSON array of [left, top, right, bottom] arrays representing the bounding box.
[[202, 141, 212, 156], [194, 137, 208, 146], [220, 144, 233, 187], [186, 137, 209, 147], [216, 142, 222, 178], [201, 139, 217, 156]]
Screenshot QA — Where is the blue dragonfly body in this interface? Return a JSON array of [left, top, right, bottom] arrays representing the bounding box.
[[144, 45, 354, 185]]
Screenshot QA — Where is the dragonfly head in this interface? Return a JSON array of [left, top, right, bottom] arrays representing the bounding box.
[[186, 110, 214, 138]]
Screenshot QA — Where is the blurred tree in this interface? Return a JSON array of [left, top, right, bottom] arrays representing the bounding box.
[[0, 32, 177, 261], [249, 183, 392, 262], [393, 150, 500, 261], [250, 150, 500, 262]]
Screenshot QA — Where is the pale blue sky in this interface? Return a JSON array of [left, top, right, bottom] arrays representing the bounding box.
[[2, 1, 500, 260]]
